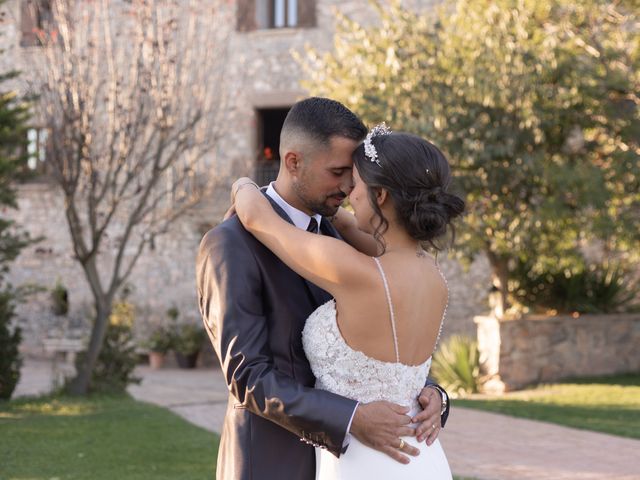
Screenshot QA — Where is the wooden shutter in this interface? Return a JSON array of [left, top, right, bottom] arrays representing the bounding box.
[[237, 0, 257, 32], [297, 0, 316, 28], [20, 0, 39, 46], [20, 0, 51, 46]]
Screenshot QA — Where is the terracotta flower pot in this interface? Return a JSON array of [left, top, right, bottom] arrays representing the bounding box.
[[149, 351, 165, 369]]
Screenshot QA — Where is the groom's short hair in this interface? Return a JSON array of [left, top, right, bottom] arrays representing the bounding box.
[[280, 97, 367, 159]]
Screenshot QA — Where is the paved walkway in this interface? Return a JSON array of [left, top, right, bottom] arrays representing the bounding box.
[[14, 360, 640, 480]]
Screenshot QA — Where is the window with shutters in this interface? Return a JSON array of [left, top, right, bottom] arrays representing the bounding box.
[[20, 0, 52, 47], [237, 0, 316, 32], [25, 127, 50, 176]]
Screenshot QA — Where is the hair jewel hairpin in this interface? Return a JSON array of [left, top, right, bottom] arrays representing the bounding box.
[[364, 122, 392, 166]]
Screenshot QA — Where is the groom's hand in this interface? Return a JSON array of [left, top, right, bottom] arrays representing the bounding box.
[[350, 401, 419, 464], [413, 387, 443, 445]]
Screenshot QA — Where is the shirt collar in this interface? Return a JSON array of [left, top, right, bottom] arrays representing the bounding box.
[[265, 182, 322, 231]]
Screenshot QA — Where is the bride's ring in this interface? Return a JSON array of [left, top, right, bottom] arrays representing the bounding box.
[[398, 439, 405, 450], [432, 424, 437, 430]]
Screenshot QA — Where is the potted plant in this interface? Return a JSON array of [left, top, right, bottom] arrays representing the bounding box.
[[142, 326, 172, 369], [172, 323, 206, 369], [51, 280, 69, 316]]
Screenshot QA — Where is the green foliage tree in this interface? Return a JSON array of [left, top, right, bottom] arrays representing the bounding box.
[[0, 289, 22, 399], [300, 0, 639, 311], [0, 1, 33, 398]]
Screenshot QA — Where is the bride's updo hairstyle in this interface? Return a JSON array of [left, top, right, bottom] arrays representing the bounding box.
[[352, 131, 465, 251]]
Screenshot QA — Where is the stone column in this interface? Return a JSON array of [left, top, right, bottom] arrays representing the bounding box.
[[474, 315, 505, 393]]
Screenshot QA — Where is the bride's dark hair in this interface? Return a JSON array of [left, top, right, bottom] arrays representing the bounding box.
[[352, 132, 465, 252]]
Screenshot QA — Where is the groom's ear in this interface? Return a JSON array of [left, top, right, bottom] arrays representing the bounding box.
[[283, 151, 302, 176]]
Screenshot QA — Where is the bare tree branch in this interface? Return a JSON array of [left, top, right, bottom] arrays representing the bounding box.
[[30, 0, 234, 394]]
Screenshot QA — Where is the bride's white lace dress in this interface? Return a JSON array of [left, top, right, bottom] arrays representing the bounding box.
[[302, 257, 452, 479]]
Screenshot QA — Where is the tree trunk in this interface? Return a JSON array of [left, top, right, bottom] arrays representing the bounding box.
[[66, 298, 111, 395], [486, 250, 510, 315], [66, 256, 115, 396]]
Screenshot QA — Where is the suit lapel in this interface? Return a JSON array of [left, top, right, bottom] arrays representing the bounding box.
[[263, 192, 296, 226]]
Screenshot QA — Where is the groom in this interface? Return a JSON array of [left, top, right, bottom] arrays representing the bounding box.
[[196, 97, 450, 479]]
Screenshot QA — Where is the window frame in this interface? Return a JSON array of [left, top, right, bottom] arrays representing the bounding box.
[[20, 0, 52, 48], [237, 0, 315, 32]]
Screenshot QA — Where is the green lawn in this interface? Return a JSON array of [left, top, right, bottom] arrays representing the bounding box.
[[455, 373, 640, 439], [0, 394, 219, 480]]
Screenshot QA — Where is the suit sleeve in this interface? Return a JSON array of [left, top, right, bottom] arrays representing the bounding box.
[[197, 221, 357, 456]]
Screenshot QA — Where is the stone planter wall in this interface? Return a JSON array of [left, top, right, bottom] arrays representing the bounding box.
[[475, 313, 640, 390]]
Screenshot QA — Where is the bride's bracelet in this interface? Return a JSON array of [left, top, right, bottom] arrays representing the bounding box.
[[233, 181, 260, 201]]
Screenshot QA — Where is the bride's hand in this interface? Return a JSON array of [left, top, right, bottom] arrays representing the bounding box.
[[330, 207, 380, 256], [222, 204, 236, 221]]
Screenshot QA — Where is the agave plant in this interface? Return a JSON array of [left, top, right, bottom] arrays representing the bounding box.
[[431, 335, 483, 398]]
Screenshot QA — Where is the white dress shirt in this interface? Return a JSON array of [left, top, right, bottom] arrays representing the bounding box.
[[265, 183, 322, 231]]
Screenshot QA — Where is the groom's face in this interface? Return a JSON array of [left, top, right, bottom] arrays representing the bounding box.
[[293, 136, 360, 217]]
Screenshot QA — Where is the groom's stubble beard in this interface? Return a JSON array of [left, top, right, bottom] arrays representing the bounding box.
[[292, 174, 346, 217]]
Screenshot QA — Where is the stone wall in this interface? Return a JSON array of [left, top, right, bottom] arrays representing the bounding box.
[[476, 314, 640, 391], [2, 0, 490, 356], [8, 182, 229, 355]]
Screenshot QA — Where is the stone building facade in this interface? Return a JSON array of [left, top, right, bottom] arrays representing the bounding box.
[[1, 0, 491, 355]]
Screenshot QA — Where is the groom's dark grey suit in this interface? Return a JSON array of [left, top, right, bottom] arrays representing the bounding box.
[[197, 196, 356, 479], [196, 195, 450, 479]]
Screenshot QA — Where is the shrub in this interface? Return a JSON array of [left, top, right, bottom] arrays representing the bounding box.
[[0, 288, 22, 399], [431, 335, 483, 398], [74, 301, 141, 393], [165, 306, 205, 356], [513, 260, 639, 314], [142, 326, 172, 354], [171, 324, 206, 356], [167, 306, 179, 322], [51, 280, 69, 316]]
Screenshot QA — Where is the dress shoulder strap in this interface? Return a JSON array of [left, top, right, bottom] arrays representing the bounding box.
[[373, 257, 400, 363], [432, 258, 449, 352]]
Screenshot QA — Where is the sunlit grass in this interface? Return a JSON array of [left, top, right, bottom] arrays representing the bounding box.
[[0, 394, 219, 480], [8, 397, 98, 416], [456, 374, 640, 439]]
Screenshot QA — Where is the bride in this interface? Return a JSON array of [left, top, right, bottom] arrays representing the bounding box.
[[231, 125, 464, 479]]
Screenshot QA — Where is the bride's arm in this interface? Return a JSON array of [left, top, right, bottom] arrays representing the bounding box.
[[330, 207, 380, 257], [232, 178, 375, 296]]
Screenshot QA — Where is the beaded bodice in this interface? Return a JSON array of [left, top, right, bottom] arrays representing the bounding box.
[[301, 257, 447, 412]]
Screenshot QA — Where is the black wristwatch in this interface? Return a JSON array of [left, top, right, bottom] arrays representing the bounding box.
[[427, 384, 449, 416]]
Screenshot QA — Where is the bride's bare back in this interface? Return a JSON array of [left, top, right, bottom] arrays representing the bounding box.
[[333, 251, 448, 366]]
